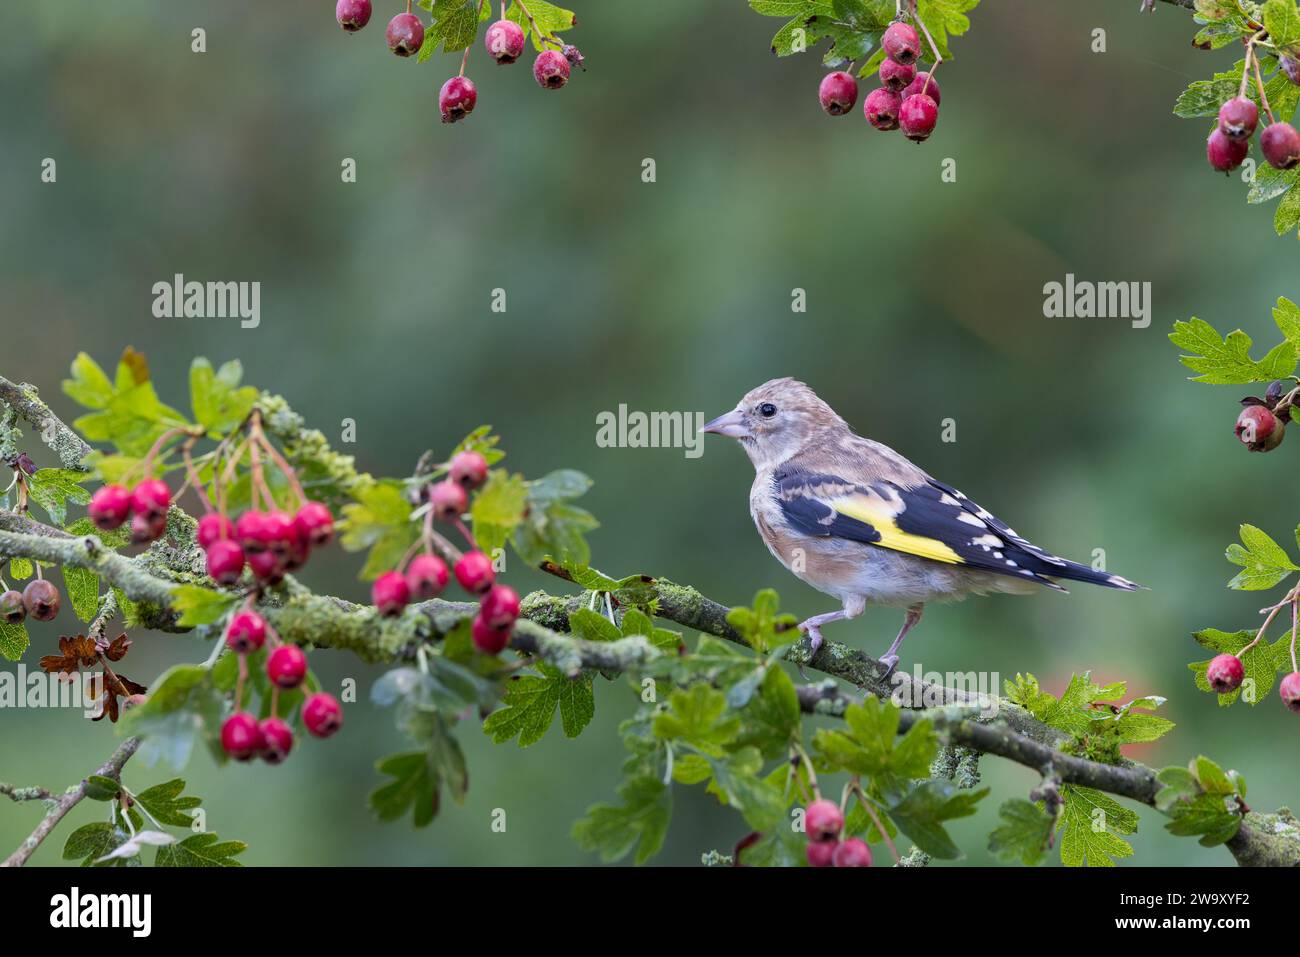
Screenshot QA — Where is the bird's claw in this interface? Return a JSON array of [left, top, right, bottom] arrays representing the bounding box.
[[878, 654, 900, 679], [796, 624, 824, 679]]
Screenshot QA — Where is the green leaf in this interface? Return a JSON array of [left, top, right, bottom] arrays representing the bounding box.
[[915, 0, 980, 60], [1170, 317, 1297, 384], [1225, 523, 1299, 590], [1264, 0, 1300, 47], [117, 664, 224, 769], [8, 557, 33, 580], [988, 798, 1054, 866], [62, 822, 130, 866], [1190, 628, 1290, 706], [65, 349, 190, 457], [170, 585, 239, 627], [83, 775, 122, 802], [652, 684, 740, 756], [1274, 296, 1300, 352], [511, 471, 599, 567], [572, 774, 672, 865], [418, 0, 485, 58], [340, 480, 419, 581], [62, 566, 100, 623], [0, 620, 30, 661], [1247, 164, 1299, 205], [704, 746, 788, 831], [61, 352, 115, 409], [1057, 785, 1137, 867], [369, 750, 441, 827], [505, 0, 576, 51], [26, 468, 91, 525], [888, 780, 988, 859], [1275, 179, 1300, 237], [725, 588, 797, 654], [733, 665, 801, 758], [189, 358, 258, 436], [812, 697, 938, 796], [470, 470, 529, 554], [1157, 762, 1244, 846], [542, 560, 657, 605], [154, 832, 245, 867], [482, 663, 594, 747], [133, 778, 202, 827]]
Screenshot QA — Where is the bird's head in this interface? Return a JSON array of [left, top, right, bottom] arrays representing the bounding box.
[[702, 377, 847, 469]]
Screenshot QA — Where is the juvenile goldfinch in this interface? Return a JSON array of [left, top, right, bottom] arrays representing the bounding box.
[[702, 378, 1141, 674]]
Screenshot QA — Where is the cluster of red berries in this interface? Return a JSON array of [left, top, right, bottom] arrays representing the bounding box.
[[803, 799, 872, 867], [333, 0, 584, 125], [87, 477, 172, 544], [1206, 58, 1300, 173], [819, 21, 941, 143], [1206, 652, 1300, 714], [196, 502, 335, 589], [370, 450, 520, 655], [0, 578, 61, 625], [1234, 379, 1296, 452], [218, 608, 344, 763]]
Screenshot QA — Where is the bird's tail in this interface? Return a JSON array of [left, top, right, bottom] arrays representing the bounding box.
[[1043, 558, 1143, 592]]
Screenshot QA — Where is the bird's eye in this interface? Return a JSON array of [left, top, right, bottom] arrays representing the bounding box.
[[758, 402, 777, 418]]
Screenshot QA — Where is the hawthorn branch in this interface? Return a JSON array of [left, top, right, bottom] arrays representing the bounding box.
[[0, 375, 93, 470], [1, 736, 140, 867]]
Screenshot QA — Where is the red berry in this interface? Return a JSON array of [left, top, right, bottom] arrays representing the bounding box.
[[533, 49, 570, 89], [439, 76, 477, 124], [1, 589, 26, 625], [405, 554, 450, 600], [454, 551, 495, 594], [1235, 405, 1284, 452], [832, 837, 873, 867], [882, 21, 920, 65], [266, 644, 308, 689], [335, 0, 372, 32], [221, 712, 263, 761], [236, 510, 272, 551], [485, 18, 526, 64], [480, 585, 521, 629], [472, 613, 511, 654], [88, 484, 131, 531], [386, 12, 424, 56], [130, 478, 171, 520], [818, 71, 859, 116], [303, 692, 344, 738], [130, 511, 166, 544], [449, 450, 489, 490], [901, 71, 940, 106], [246, 549, 286, 586], [879, 59, 915, 93], [806, 840, 837, 868], [294, 501, 334, 548], [262, 510, 298, 555], [430, 479, 468, 522], [225, 610, 267, 654], [1218, 97, 1258, 140], [372, 570, 410, 616], [22, 579, 60, 621], [197, 513, 235, 550], [805, 799, 844, 842], [1262, 122, 1300, 170], [1206, 653, 1245, 693], [258, 717, 294, 764], [864, 87, 902, 130], [1281, 672, 1300, 713], [206, 539, 246, 586], [899, 93, 938, 142], [1207, 128, 1249, 172]]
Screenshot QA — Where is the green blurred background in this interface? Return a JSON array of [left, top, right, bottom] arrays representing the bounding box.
[[2, 0, 1297, 866]]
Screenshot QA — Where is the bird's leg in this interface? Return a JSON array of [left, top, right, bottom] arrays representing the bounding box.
[[878, 603, 924, 678], [796, 609, 848, 660]]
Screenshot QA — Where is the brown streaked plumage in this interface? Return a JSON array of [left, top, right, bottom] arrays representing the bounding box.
[[702, 378, 1141, 675]]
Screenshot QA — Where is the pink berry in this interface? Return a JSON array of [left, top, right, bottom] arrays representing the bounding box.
[[130, 511, 166, 545], [1235, 405, 1284, 452], [472, 613, 511, 655], [818, 71, 859, 116], [1, 590, 25, 625], [22, 579, 60, 621], [295, 501, 334, 548], [1262, 122, 1300, 170], [439, 76, 477, 124], [262, 510, 298, 555], [206, 539, 246, 586], [236, 510, 272, 551], [88, 484, 131, 531], [805, 799, 844, 842], [386, 12, 424, 56], [246, 549, 286, 586], [454, 551, 495, 595], [221, 712, 263, 761], [449, 450, 489, 490], [266, 644, 308, 689], [899, 93, 938, 142], [485, 18, 526, 64], [197, 513, 235, 550], [901, 71, 940, 105], [336, 0, 371, 32], [480, 585, 521, 629], [130, 478, 171, 520], [879, 59, 915, 93], [533, 49, 570, 89], [864, 87, 902, 131], [405, 554, 450, 600], [806, 840, 837, 868], [1281, 672, 1300, 713], [225, 610, 267, 654], [372, 570, 410, 617], [882, 21, 920, 65], [832, 837, 873, 867], [1218, 97, 1258, 140], [430, 479, 468, 522], [1207, 128, 1249, 172], [1206, 653, 1245, 693], [303, 692, 343, 738], [258, 717, 294, 764]]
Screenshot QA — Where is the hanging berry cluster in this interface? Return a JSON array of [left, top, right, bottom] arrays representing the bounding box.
[[370, 449, 522, 655], [824, 18, 944, 143], [333, 0, 585, 125], [1205, 36, 1300, 174]]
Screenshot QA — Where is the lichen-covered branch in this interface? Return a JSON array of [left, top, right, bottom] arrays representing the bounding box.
[[0, 375, 93, 470]]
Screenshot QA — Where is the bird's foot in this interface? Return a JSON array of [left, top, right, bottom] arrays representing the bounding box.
[[877, 654, 900, 680], [796, 624, 824, 679]]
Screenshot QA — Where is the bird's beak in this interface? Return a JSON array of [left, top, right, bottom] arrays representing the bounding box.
[[701, 408, 750, 439]]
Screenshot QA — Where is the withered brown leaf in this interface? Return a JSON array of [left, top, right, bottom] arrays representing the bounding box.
[[102, 633, 131, 662], [39, 635, 99, 676], [88, 672, 148, 723]]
